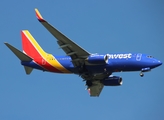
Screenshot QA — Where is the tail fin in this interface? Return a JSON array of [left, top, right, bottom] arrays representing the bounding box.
[[21, 30, 47, 59], [4, 43, 33, 74]]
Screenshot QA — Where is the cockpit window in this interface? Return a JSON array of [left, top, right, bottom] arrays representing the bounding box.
[[147, 55, 154, 58]]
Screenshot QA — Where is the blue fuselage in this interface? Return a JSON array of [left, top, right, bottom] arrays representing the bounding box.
[[22, 53, 162, 74]]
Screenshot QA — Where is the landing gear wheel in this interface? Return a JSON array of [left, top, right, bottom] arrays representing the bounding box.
[[140, 72, 144, 77]]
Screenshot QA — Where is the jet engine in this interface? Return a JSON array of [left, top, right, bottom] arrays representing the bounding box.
[[87, 54, 109, 64], [102, 76, 122, 86]]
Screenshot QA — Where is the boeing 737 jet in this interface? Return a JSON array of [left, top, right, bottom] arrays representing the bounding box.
[[4, 9, 162, 97]]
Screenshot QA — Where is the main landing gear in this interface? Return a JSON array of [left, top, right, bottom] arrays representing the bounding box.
[[140, 72, 144, 77]]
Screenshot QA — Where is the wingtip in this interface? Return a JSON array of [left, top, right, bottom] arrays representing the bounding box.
[[4, 42, 13, 49], [35, 8, 45, 22], [4, 42, 9, 45]]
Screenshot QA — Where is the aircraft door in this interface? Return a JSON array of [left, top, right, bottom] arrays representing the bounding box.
[[136, 53, 142, 61]]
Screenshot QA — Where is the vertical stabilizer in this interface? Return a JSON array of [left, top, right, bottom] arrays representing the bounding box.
[[21, 30, 47, 59]]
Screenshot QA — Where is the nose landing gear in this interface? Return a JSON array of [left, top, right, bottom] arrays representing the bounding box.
[[140, 67, 151, 77], [140, 72, 144, 77]]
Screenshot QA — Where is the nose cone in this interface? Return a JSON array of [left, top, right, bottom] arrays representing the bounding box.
[[157, 60, 162, 66], [150, 59, 162, 68], [153, 60, 162, 68]]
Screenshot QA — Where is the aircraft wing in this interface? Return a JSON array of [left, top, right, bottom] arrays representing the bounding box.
[[88, 81, 104, 97], [82, 71, 111, 97], [35, 9, 90, 66]]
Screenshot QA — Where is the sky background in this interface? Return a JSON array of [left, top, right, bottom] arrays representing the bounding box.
[[0, 0, 164, 120]]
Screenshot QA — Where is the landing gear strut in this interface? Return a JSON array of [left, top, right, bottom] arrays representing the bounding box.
[[140, 72, 144, 77]]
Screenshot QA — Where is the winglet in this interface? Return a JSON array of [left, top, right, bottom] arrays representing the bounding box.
[[35, 8, 45, 22]]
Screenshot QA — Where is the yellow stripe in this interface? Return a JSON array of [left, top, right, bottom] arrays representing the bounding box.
[[23, 30, 46, 56], [46, 54, 71, 73], [23, 30, 71, 73]]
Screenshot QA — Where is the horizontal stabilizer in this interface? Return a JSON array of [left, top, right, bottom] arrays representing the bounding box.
[[24, 66, 33, 74], [4, 42, 32, 61]]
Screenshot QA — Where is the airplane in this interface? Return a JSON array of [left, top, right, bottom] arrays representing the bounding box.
[[4, 9, 162, 97]]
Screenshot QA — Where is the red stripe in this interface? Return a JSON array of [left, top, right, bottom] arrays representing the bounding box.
[[22, 32, 41, 59], [21, 31, 62, 73]]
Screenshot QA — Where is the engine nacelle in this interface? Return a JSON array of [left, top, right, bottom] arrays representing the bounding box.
[[102, 76, 123, 86], [87, 54, 109, 64]]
